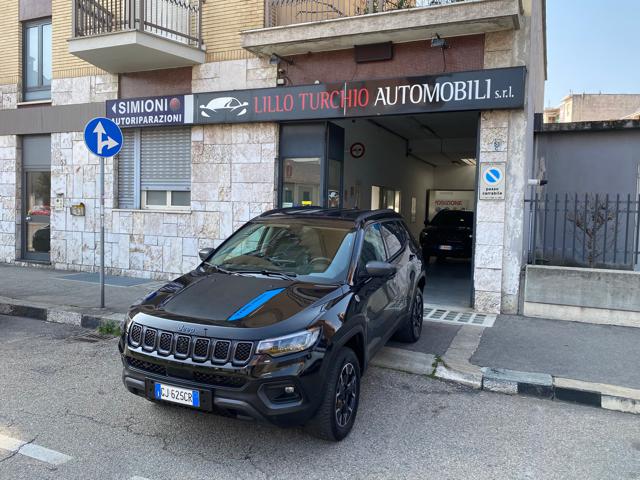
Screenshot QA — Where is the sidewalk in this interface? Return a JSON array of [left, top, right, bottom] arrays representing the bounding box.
[[374, 311, 640, 416], [0, 264, 162, 328], [470, 315, 640, 391]]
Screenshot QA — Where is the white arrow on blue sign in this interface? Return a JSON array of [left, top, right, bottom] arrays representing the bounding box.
[[84, 117, 123, 158]]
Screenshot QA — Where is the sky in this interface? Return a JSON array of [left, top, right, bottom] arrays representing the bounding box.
[[544, 0, 640, 107]]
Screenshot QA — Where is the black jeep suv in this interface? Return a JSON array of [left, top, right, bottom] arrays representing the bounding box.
[[119, 208, 425, 441]]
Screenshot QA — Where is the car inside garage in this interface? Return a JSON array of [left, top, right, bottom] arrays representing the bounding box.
[[279, 111, 479, 308]]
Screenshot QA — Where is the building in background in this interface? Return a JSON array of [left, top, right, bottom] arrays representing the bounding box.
[[0, 0, 547, 314], [544, 93, 640, 123]]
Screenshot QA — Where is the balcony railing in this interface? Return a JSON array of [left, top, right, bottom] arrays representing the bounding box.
[[73, 0, 203, 48], [265, 0, 468, 27]]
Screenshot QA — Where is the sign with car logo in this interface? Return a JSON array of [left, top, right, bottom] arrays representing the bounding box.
[[194, 67, 526, 124]]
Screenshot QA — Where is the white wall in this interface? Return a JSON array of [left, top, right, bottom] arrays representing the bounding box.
[[433, 164, 476, 190], [340, 120, 435, 238]]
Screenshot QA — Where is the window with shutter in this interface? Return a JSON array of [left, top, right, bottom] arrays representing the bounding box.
[[116, 127, 191, 210], [140, 128, 191, 192], [117, 129, 137, 209]]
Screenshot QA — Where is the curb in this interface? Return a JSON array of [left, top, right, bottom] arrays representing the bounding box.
[[372, 345, 640, 417], [437, 364, 640, 416], [0, 298, 124, 330]]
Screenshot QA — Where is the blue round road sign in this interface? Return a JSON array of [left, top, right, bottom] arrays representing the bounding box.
[[84, 117, 123, 158], [484, 167, 503, 184]]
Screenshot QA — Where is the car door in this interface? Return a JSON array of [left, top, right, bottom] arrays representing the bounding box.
[[379, 221, 412, 338], [354, 222, 393, 357]]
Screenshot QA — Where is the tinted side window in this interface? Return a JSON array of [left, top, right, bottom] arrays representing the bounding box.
[[358, 224, 386, 270], [380, 222, 404, 259]]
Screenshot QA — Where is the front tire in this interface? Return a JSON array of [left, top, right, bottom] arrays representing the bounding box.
[[394, 288, 424, 343], [306, 347, 360, 442]]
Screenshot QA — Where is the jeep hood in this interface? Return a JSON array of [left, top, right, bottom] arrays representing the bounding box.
[[134, 267, 342, 329]]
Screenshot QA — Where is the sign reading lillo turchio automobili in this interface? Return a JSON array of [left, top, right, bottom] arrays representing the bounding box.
[[194, 67, 526, 124], [106, 95, 191, 128]]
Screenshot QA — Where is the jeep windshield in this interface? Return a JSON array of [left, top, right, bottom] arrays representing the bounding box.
[[205, 219, 356, 283]]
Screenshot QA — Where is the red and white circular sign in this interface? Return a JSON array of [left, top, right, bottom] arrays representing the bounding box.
[[350, 142, 365, 158]]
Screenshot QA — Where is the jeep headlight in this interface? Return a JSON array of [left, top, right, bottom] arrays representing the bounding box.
[[256, 328, 320, 357]]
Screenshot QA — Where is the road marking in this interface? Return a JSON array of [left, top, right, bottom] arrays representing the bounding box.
[[0, 433, 72, 465]]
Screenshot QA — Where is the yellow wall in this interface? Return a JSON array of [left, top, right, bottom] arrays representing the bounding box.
[[0, 0, 265, 83], [51, 0, 106, 79], [201, 0, 264, 61], [0, 1, 20, 85]]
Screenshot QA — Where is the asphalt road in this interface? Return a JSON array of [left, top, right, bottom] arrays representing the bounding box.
[[0, 315, 638, 480]]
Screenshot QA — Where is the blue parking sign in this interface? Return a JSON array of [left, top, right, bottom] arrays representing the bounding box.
[[84, 117, 123, 158]]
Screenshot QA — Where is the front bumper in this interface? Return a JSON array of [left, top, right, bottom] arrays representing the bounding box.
[[121, 347, 328, 427]]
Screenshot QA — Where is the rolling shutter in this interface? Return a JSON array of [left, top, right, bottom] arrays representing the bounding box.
[[140, 128, 191, 192], [117, 129, 136, 209]]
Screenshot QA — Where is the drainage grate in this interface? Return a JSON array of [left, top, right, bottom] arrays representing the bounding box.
[[423, 306, 495, 327]]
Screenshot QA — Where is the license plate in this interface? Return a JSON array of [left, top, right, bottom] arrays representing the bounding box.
[[439, 245, 453, 251], [154, 383, 200, 407]]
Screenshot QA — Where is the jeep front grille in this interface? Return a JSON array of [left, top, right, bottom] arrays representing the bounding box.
[[142, 327, 157, 351], [175, 335, 190, 358], [129, 324, 142, 346], [193, 338, 210, 361], [158, 332, 173, 354], [127, 323, 253, 365], [213, 340, 231, 363], [234, 342, 253, 363]]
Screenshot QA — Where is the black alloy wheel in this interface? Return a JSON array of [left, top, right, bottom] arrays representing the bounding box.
[[335, 362, 358, 428], [411, 289, 424, 340], [393, 287, 424, 343], [306, 347, 360, 441]]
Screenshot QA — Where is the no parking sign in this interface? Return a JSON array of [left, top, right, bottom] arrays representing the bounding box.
[[479, 163, 506, 200]]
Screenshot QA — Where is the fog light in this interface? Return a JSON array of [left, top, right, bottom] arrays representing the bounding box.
[[284, 386, 295, 394]]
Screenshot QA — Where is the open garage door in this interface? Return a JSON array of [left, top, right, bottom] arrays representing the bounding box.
[[335, 111, 479, 308]]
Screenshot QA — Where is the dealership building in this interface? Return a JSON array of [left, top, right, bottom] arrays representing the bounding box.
[[0, 0, 546, 314]]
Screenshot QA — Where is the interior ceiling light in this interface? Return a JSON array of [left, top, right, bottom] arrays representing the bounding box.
[[460, 158, 476, 166]]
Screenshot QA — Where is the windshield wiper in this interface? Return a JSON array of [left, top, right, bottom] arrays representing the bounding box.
[[235, 269, 297, 281], [204, 263, 237, 275]]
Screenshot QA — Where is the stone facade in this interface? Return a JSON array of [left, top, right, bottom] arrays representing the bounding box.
[[193, 57, 277, 92], [472, 24, 532, 314], [48, 124, 277, 280], [0, 135, 19, 263], [0, 83, 18, 110], [44, 59, 278, 280], [51, 74, 118, 106]]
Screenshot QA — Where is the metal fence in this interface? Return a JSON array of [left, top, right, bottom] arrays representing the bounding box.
[[73, 0, 203, 47], [265, 0, 467, 27], [527, 193, 640, 270]]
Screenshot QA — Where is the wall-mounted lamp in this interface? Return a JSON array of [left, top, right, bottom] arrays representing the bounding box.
[[431, 34, 448, 49], [269, 53, 294, 65]]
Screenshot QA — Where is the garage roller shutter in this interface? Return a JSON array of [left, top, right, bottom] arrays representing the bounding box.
[[140, 128, 191, 191], [117, 129, 136, 209]]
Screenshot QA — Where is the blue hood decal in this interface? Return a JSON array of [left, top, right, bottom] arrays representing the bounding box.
[[227, 288, 286, 321]]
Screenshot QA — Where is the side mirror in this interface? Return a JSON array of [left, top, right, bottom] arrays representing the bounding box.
[[365, 261, 396, 278], [198, 247, 214, 262]]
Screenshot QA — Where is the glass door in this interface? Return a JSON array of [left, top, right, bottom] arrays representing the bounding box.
[[281, 157, 322, 207], [23, 170, 51, 261]]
